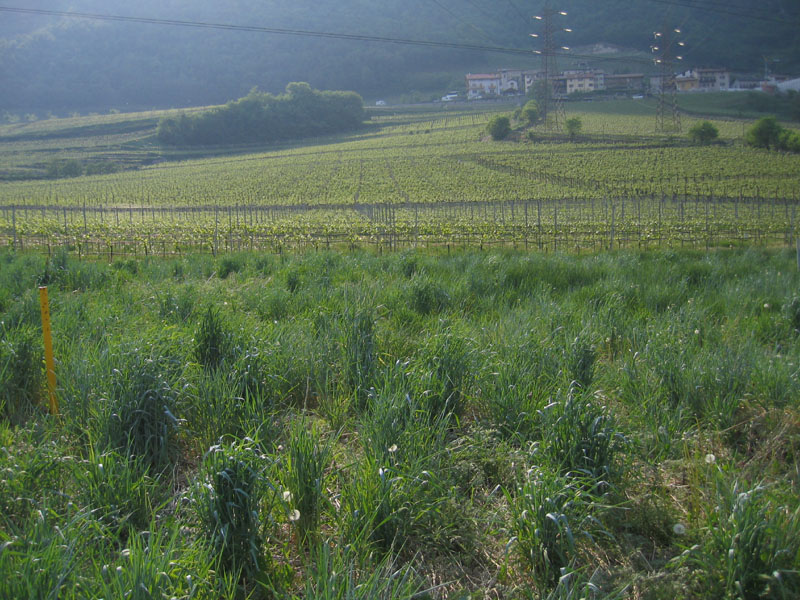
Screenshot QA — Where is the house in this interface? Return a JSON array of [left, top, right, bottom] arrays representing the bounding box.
[[778, 77, 800, 92], [466, 73, 501, 98], [523, 70, 546, 94], [675, 72, 699, 92], [564, 69, 605, 95], [605, 73, 645, 93], [652, 68, 730, 93], [731, 77, 762, 91], [499, 69, 524, 94], [694, 68, 730, 91]]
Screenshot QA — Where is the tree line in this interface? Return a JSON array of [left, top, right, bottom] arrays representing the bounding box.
[[156, 84, 364, 147]]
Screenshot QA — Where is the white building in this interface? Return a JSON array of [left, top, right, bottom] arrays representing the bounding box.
[[466, 73, 501, 98], [499, 69, 523, 94], [523, 70, 546, 94], [778, 77, 800, 92], [693, 68, 730, 92], [564, 69, 605, 94]]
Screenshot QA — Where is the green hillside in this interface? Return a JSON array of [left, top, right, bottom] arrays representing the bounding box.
[[1, 0, 798, 112]]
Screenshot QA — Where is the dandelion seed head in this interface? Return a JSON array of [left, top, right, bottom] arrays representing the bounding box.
[[288, 509, 300, 522], [705, 453, 716, 464], [388, 444, 398, 454], [673, 523, 686, 535], [283, 490, 293, 503]]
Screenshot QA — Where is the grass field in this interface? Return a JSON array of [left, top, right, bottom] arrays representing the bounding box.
[[2, 97, 800, 598], [1, 247, 799, 598]]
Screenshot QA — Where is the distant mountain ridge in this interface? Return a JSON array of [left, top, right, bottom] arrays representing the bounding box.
[[1, 0, 798, 112]]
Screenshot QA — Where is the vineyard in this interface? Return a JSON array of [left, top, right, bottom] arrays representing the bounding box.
[[1, 100, 799, 254]]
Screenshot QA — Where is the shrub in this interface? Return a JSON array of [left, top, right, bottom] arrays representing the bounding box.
[[688, 121, 719, 144], [565, 117, 582, 138], [745, 116, 783, 149], [487, 115, 511, 140], [521, 100, 540, 125]]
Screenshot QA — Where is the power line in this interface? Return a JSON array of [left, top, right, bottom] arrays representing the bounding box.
[[0, 5, 536, 57], [429, 0, 499, 45], [0, 4, 696, 71], [643, 0, 793, 24], [504, 0, 529, 22]]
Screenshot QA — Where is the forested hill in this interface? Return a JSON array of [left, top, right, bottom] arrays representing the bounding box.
[[1, 0, 798, 113]]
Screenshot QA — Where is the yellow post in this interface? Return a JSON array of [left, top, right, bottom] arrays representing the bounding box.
[[38, 286, 58, 415]]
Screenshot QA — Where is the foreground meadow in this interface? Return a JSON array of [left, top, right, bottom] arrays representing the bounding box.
[[1, 247, 799, 598]]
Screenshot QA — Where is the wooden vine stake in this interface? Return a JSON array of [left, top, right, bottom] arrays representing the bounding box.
[[38, 287, 59, 415]]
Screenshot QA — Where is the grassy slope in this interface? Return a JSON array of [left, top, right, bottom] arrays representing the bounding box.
[[1, 247, 799, 598]]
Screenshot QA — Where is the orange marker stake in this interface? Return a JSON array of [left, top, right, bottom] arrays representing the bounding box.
[[38, 286, 58, 415]]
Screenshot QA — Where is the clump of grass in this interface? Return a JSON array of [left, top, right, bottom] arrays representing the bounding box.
[[94, 528, 237, 600], [416, 327, 471, 420], [286, 267, 302, 293], [537, 387, 626, 481], [75, 447, 160, 535], [282, 419, 335, 544], [341, 454, 399, 552], [507, 467, 600, 592], [194, 306, 233, 370], [674, 474, 800, 598], [218, 255, 244, 279], [0, 325, 42, 422], [102, 348, 182, 470], [339, 307, 376, 399], [564, 333, 596, 390], [783, 296, 800, 333], [190, 438, 276, 581], [301, 538, 427, 599], [0, 509, 88, 598], [0, 430, 70, 530], [157, 286, 195, 323], [409, 275, 450, 315]]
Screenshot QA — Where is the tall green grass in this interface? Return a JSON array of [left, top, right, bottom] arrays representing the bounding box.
[[0, 247, 797, 598]]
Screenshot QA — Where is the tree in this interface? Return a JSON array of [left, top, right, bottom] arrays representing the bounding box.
[[527, 80, 551, 106], [521, 100, 540, 125], [487, 115, 511, 140], [688, 121, 719, 145], [745, 116, 783, 149], [565, 117, 582, 139], [778, 129, 800, 153]]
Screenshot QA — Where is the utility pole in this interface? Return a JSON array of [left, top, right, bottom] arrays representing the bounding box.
[[531, 1, 571, 132], [652, 25, 684, 134]]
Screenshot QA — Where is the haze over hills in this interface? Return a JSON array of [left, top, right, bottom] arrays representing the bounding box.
[[1, 0, 798, 113]]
